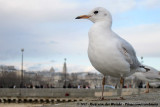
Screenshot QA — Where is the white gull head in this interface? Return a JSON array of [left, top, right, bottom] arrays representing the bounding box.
[[76, 7, 112, 26], [88, 7, 112, 23]]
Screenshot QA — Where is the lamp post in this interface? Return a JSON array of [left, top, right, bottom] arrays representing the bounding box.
[[20, 48, 24, 88], [141, 56, 143, 64], [64, 58, 66, 88]]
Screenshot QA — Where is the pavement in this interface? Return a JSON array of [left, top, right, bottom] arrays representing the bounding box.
[[0, 89, 160, 107], [46, 90, 160, 107]]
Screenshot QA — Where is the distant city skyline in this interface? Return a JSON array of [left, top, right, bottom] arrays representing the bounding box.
[[0, 0, 160, 72]]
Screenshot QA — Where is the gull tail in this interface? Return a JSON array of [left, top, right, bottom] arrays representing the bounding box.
[[139, 65, 150, 72], [137, 65, 150, 72]]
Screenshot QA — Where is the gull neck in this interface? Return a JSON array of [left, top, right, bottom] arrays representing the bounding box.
[[94, 20, 112, 30]]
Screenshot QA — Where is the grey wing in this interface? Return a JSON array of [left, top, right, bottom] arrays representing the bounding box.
[[145, 72, 160, 81], [119, 40, 141, 69], [146, 76, 160, 81]]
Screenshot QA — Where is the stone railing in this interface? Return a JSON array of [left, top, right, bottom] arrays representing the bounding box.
[[0, 88, 158, 103], [0, 88, 95, 98]]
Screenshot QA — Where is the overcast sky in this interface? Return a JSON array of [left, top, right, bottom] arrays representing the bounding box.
[[0, 0, 160, 73]]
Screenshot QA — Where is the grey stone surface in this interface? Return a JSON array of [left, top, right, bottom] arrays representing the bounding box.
[[0, 89, 160, 107], [47, 89, 160, 107], [0, 88, 96, 98], [0, 88, 147, 98]]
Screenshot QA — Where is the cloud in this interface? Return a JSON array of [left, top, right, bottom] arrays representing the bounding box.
[[2, 60, 97, 73], [0, 0, 79, 22], [138, 0, 160, 8], [1, 0, 159, 24], [0, 0, 160, 72]]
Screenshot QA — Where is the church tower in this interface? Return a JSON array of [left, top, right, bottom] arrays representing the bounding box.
[[63, 58, 67, 74], [63, 58, 67, 87]]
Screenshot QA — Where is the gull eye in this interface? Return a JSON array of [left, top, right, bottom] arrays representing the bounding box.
[[94, 11, 98, 14]]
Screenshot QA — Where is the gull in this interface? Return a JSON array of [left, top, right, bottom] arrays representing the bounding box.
[[133, 65, 160, 93], [149, 82, 160, 88], [75, 7, 147, 99]]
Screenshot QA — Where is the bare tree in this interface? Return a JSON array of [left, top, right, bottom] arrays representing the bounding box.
[[0, 71, 20, 88], [71, 73, 78, 81]]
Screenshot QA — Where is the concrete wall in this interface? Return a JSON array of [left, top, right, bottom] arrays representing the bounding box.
[[0, 88, 95, 98], [0, 88, 153, 98]]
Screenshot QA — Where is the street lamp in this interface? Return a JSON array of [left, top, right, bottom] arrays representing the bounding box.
[[141, 56, 143, 64], [20, 48, 24, 88]]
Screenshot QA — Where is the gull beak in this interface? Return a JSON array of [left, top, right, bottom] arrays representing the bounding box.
[[75, 15, 91, 19]]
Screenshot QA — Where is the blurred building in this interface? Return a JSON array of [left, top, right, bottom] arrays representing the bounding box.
[[0, 65, 20, 76], [1, 64, 136, 88], [0, 65, 17, 72]]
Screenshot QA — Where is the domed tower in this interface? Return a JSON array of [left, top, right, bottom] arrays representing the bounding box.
[[50, 67, 55, 73]]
